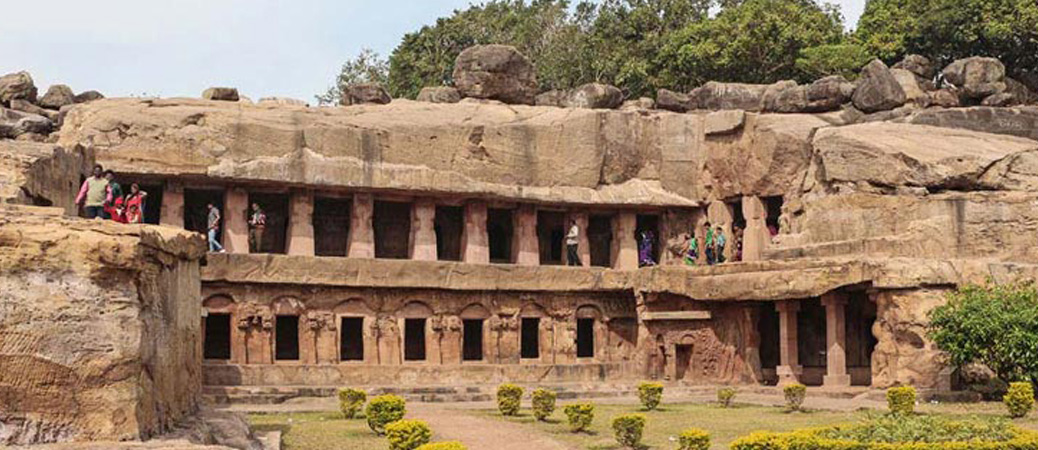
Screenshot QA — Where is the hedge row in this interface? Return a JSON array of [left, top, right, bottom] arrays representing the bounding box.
[[730, 428, 1038, 450]]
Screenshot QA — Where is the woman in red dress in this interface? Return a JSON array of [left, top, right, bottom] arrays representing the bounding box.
[[124, 183, 148, 224]]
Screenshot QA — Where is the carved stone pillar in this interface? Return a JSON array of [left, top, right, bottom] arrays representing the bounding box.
[[742, 196, 769, 262], [512, 205, 539, 266], [410, 199, 437, 261], [775, 300, 802, 385], [611, 212, 638, 270], [160, 181, 184, 227], [223, 188, 250, 254], [822, 292, 851, 387], [347, 193, 374, 259], [286, 190, 315, 256], [462, 201, 489, 264]]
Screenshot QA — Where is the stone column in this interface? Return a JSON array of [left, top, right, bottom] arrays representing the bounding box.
[[564, 211, 590, 266], [223, 188, 249, 254], [775, 300, 802, 385], [286, 190, 315, 256], [160, 181, 184, 227], [611, 212, 638, 270], [822, 292, 851, 387], [513, 205, 539, 266], [410, 199, 437, 261], [462, 201, 489, 264], [347, 193, 374, 258], [742, 196, 768, 262]]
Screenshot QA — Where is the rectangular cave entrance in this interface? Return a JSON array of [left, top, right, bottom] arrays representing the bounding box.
[[636, 214, 660, 265], [846, 291, 878, 386], [249, 192, 289, 254], [797, 298, 827, 386], [314, 196, 351, 257], [576, 318, 594, 358], [757, 303, 780, 384], [537, 210, 566, 265], [203, 313, 231, 360], [184, 188, 224, 236], [487, 208, 514, 264], [520, 317, 540, 359], [340, 317, 364, 361], [404, 318, 426, 361], [463, 319, 484, 361], [275, 315, 300, 361], [588, 214, 613, 267], [763, 195, 783, 236], [675, 344, 693, 380], [435, 205, 464, 261], [374, 200, 412, 259]]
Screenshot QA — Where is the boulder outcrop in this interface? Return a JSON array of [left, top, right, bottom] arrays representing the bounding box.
[[942, 56, 1006, 100], [565, 83, 623, 109], [452, 44, 537, 105], [852, 59, 906, 113], [38, 84, 76, 109], [655, 89, 692, 112], [0, 71, 38, 105], [416, 86, 461, 104], [690, 81, 769, 111], [201, 87, 239, 102], [342, 82, 391, 105]]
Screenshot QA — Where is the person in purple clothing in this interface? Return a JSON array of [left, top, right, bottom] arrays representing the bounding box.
[[638, 230, 656, 267]]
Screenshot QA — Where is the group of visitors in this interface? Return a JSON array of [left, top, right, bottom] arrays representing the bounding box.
[[683, 222, 743, 266], [203, 202, 266, 253], [75, 164, 148, 223]]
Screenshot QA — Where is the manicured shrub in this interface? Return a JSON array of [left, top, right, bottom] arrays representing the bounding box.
[[717, 387, 737, 408], [563, 403, 595, 432], [783, 383, 807, 412], [385, 419, 432, 450], [886, 386, 917, 415], [531, 388, 556, 421], [365, 394, 406, 435], [678, 428, 711, 450], [496, 383, 524, 416], [338, 387, 367, 419], [416, 442, 467, 450], [637, 381, 664, 410], [1005, 381, 1035, 418], [611, 413, 646, 448]]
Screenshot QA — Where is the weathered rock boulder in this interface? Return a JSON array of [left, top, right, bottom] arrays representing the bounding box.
[[760, 80, 804, 113], [73, 90, 105, 103], [942, 57, 1006, 100], [452, 44, 537, 105], [891, 68, 929, 106], [257, 96, 308, 107], [342, 82, 391, 105], [0, 107, 54, 139], [201, 87, 239, 102], [852, 59, 907, 113], [981, 92, 1016, 107], [10, 99, 59, 121], [656, 88, 692, 112], [535, 89, 567, 107], [38, 84, 75, 109], [0, 141, 92, 214], [892, 54, 935, 81], [899, 106, 1038, 141], [928, 89, 960, 108], [689, 81, 769, 111], [564, 83, 623, 109], [1005, 78, 1037, 105], [805, 75, 855, 111], [416, 86, 461, 104], [703, 110, 745, 135], [0, 71, 38, 105], [620, 97, 654, 110]]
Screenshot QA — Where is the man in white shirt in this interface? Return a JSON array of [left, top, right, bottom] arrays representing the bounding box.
[[565, 220, 581, 266]]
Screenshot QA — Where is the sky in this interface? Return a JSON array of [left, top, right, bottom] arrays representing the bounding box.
[[0, 0, 866, 102]]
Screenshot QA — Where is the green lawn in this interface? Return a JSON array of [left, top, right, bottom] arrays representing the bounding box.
[[249, 411, 388, 450]]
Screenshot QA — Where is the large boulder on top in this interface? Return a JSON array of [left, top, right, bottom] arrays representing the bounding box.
[[416, 86, 461, 104], [73, 90, 105, 103], [760, 80, 805, 113], [689, 81, 769, 111], [656, 89, 692, 112], [564, 83, 623, 109], [890, 68, 929, 106], [342, 83, 391, 105], [1005, 78, 1037, 105], [258, 96, 308, 107], [452, 44, 537, 105], [0, 107, 54, 139], [535, 89, 567, 107], [941, 57, 1006, 100], [892, 54, 935, 81], [37, 84, 75, 109], [852, 59, 907, 113], [0, 71, 38, 106], [202, 87, 240, 102], [928, 89, 960, 108], [761, 77, 853, 113], [9, 99, 59, 121]]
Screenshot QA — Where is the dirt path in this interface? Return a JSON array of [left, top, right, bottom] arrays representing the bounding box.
[[409, 403, 572, 450]]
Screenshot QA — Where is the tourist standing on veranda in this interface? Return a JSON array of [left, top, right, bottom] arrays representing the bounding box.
[[124, 183, 148, 224], [75, 164, 111, 219], [249, 203, 266, 253], [715, 225, 727, 264], [684, 233, 698, 265], [704, 221, 715, 265], [207, 203, 225, 253], [638, 230, 656, 267], [103, 170, 126, 223], [565, 220, 580, 266]]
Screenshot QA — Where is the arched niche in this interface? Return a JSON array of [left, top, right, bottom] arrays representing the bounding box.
[[203, 294, 235, 312], [460, 303, 490, 320], [333, 298, 374, 316], [272, 296, 304, 315], [518, 302, 548, 318], [399, 301, 434, 319], [575, 304, 603, 320]]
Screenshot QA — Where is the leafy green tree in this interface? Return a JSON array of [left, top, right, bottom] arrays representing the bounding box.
[[795, 43, 874, 80], [658, 0, 846, 90], [929, 282, 1038, 384], [316, 48, 389, 105], [854, 0, 928, 62]]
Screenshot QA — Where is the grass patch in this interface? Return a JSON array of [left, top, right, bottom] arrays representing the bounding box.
[[248, 411, 387, 450]]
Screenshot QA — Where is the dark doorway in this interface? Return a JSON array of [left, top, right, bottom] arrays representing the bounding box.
[[675, 344, 693, 380], [463, 319, 484, 361], [763, 196, 783, 235], [203, 313, 231, 360], [846, 292, 878, 385], [487, 208, 514, 264], [758, 304, 780, 370], [374, 200, 412, 259], [275, 315, 300, 361], [520, 318, 540, 359], [184, 188, 224, 235], [435, 205, 464, 261], [588, 215, 613, 267], [314, 196, 351, 257], [249, 192, 289, 254], [340, 317, 364, 361], [404, 318, 426, 361], [797, 298, 826, 369], [136, 183, 163, 224], [537, 210, 565, 265], [576, 318, 594, 358], [636, 214, 660, 264], [729, 198, 746, 230]]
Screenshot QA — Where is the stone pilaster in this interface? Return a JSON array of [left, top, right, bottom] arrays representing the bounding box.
[[822, 292, 852, 387], [159, 181, 184, 227], [461, 201, 490, 264], [775, 300, 802, 385], [286, 189, 315, 256], [742, 196, 768, 262], [347, 193, 374, 259], [410, 199, 437, 261], [612, 212, 638, 270], [223, 188, 249, 254], [513, 205, 539, 266]]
